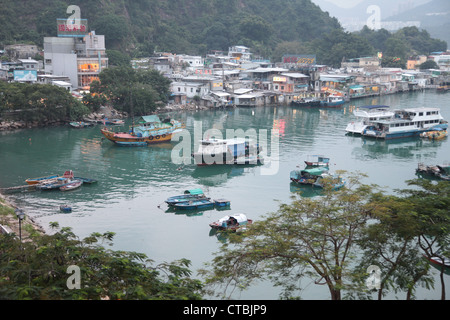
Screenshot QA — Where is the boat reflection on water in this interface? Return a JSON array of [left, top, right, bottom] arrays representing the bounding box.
[[191, 165, 248, 187], [289, 182, 323, 198]]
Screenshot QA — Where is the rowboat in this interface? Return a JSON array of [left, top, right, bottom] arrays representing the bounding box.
[[60, 180, 82, 191], [172, 198, 216, 210], [69, 121, 94, 128], [209, 214, 253, 231], [25, 175, 59, 185], [304, 155, 330, 167], [213, 199, 231, 208], [165, 189, 208, 206], [420, 129, 448, 140]]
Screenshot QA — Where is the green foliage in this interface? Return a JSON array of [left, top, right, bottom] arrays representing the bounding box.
[[0, 82, 89, 123], [0, 224, 203, 300], [201, 174, 450, 300], [90, 66, 170, 116]]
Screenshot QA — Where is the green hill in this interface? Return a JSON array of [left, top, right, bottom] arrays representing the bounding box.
[[0, 0, 341, 57]]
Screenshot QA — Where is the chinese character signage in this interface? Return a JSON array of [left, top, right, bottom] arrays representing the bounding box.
[[57, 18, 88, 37], [282, 55, 316, 65]]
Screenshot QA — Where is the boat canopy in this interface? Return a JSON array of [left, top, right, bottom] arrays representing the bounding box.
[[301, 167, 328, 176], [360, 105, 390, 110], [138, 115, 161, 123], [184, 188, 204, 195], [217, 214, 248, 224]]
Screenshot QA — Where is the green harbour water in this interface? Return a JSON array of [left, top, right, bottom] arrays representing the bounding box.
[[1, 90, 449, 299]]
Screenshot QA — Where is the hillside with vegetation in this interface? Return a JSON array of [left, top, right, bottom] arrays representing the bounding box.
[[1, 0, 446, 69]]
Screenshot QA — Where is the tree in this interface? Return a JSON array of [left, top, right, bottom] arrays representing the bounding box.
[[419, 60, 439, 70], [201, 173, 377, 300], [91, 66, 170, 116], [0, 223, 203, 300]]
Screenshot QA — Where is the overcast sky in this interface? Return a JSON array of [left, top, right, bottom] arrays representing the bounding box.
[[317, 0, 365, 8]]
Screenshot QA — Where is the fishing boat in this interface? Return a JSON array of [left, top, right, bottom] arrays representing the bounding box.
[[320, 95, 346, 107], [290, 167, 329, 185], [345, 105, 395, 135], [172, 198, 216, 210], [25, 174, 59, 185], [361, 107, 448, 140], [60, 180, 82, 191], [209, 214, 253, 231], [165, 189, 208, 206], [192, 138, 262, 166], [312, 173, 346, 190], [416, 163, 450, 181], [101, 115, 184, 146], [420, 129, 448, 140], [291, 97, 321, 108], [304, 155, 330, 167]]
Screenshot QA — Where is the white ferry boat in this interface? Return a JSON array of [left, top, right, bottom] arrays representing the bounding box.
[[361, 107, 448, 140], [345, 105, 395, 135]]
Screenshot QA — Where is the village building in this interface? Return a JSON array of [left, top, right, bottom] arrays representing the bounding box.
[[44, 28, 108, 89]]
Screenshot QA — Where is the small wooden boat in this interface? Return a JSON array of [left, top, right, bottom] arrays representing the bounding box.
[[214, 199, 231, 208], [420, 129, 448, 140], [60, 180, 82, 191], [70, 121, 94, 128], [209, 214, 253, 231], [165, 189, 207, 206], [25, 175, 59, 185], [172, 198, 215, 210], [304, 155, 330, 167]]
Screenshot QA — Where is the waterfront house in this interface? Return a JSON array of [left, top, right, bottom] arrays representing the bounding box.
[[271, 73, 310, 94]]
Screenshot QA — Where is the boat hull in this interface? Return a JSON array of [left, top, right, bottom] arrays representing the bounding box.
[[26, 175, 59, 185], [101, 128, 172, 146]]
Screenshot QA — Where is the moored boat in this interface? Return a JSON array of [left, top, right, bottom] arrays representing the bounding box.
[[165, 189, 208, 206], [172, 198, 216, 210], [25, 174, 59, 185], [345, 105, 394, 135], [291, 97, 321, 108], [304, 155, 330, 167], [290, 167, 329, 185], [60, 180, 82, 191], [101, 115, 183, 146], [60, 205, 72, 213], [420, 129, 448, 140], [320, 95, 346, 107], [361, 107, 448, 140], [70, 121, 94, 128], [209, 214, 253, 231]]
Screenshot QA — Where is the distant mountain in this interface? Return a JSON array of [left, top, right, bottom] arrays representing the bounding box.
[[384, 0, 450, 46], [312, 0, 432, 31]]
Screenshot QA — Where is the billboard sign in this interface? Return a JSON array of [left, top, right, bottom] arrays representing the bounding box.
[[282, 55, 316, 65], [57, 18, 88, 37], [14, 70, 37, 82]]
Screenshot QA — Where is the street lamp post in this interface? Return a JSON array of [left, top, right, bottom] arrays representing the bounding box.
[[15, 208, 25, 244]]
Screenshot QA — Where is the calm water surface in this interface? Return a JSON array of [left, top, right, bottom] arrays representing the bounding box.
[[1, 91, 449, 299]]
